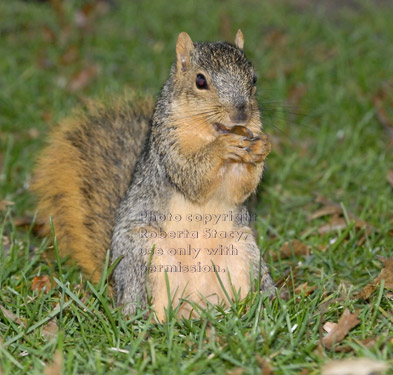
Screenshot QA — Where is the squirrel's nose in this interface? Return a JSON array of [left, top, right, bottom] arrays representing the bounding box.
[[230, 105, 249, 125]]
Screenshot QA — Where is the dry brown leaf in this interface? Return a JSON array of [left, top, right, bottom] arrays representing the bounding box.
[[323, 322, 337, 333], [308, 204, 343, 221], [42, 319, 59, 339], [387, 169, 393, 188], [256, 354, 273, 375], [60, 45, 79, 66], [28, 128, 40, 140], [0, 304, 26, 328], [322, 309, 360, 349], [315, 193, 334, 206], [318, 217, 372, 235], [374, 96, 393, 135], [42, 110, 53, 125], [13, 215, 33, 228], [226, 368, 245, 375], [13, 215, 45, 235], [321, 358, 388, 375], [357, 257, 393, 299], [44, 350, 63, 375], [0, 200, 14, 211], [68, 65, 98, 92], [356, 284, 376, 300], [294, 282, 316, 296], [275, 239, 311, 260], [335, 337, 377, 353], [31, 275, 53, 294], [1, 303, 58, 340], [317, 217, 347, 234], [357, 234, 367, 246], [42, 25, 56, 43], [373, 83, 393, 139], [74, 4, 94, 30], [317, 244, 328, 252]]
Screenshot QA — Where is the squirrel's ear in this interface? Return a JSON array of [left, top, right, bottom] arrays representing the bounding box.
[[235, 29, 244, 50], [176, 32, 194, 72]]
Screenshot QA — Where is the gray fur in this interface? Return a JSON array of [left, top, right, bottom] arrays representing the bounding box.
[[111, 40, 273, 315]]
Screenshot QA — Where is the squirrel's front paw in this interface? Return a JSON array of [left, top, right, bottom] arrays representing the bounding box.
[[217, 132, 271, 165], [248, 133, 271, 164]]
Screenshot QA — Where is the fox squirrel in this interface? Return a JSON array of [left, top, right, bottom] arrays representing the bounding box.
[[33, 30, 274, 320]]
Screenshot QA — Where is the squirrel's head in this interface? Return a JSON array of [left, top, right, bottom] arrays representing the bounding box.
[[168, 30, 260, 135]]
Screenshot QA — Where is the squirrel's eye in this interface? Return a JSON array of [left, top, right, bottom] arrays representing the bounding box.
[[252, 73, 257, 86], [196, 74, 208, 90]]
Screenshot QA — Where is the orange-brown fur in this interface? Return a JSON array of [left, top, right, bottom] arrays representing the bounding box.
[[33, 97, 153, 282]]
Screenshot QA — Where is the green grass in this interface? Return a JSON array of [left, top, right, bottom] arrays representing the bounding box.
[[1, 0, 393, 374]]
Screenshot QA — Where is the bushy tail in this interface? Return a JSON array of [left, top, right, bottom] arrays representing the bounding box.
[[32, 95, 152, 282]]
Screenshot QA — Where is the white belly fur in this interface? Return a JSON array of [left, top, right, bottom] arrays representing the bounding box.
[[147, 192, 256, 320]]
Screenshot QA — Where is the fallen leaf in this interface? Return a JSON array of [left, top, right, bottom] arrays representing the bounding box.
[[74, 2, 101, 31], [274, 239, 311, 260], [43, 350, 63, 375], [42, 25, 57, 43], [0, 304, 25, 327], [315, 194, 334, 206], [1, 235, 10, 256], [357, 257, 393, 299], [274, 266, 299, 290], [387, 170, 393, 188], [335, 337, 378, 353], [321, 358, 388, 375], [357, 234, 367, 246], [42, 319, 58, 339], [226, 369, 245, 375], [28, 128, 40, 139], [373, 82, 393, 139], [374, 96, 393, 137], [317, 244, 328, 252], [295, 282, 316, 296], [322, 308, 360, 349], [68, 65, 98, 92], [42, 110, 53, 125], [31, 275, 53, 294], [0, 200, 14, 211], [13, 215, 45, 235], [256, 354, 273, 375], [318, 217, 373, 235], [323, 322, 337, 333], [356, 284, 376, 300], [60, 45, 79, 66], [308, 204, 343, 221]]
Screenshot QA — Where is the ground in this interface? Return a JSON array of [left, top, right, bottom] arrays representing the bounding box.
[[0, 0, 393, 374]]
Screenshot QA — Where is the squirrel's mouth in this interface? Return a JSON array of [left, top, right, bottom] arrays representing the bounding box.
[[213, 122, 232, 134], [214, 122, 253, 138]]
